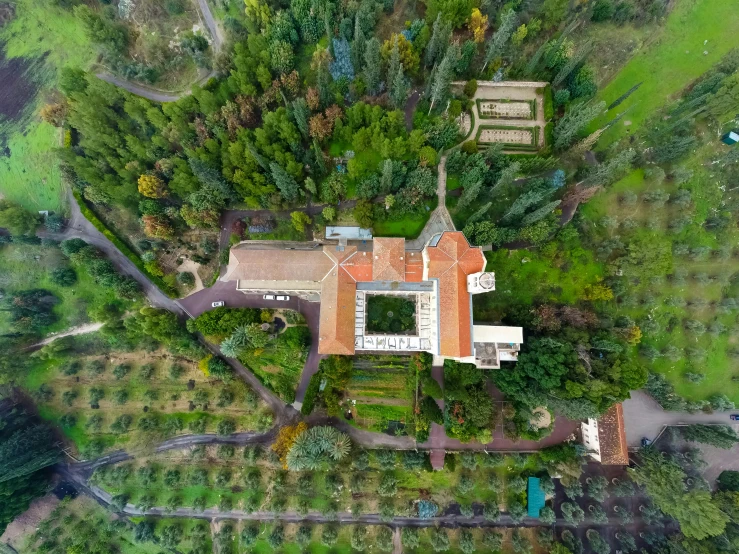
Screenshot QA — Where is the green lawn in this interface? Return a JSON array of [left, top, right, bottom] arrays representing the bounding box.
[[366, 294, 416, 334], [0, 241, 122, 336], [0, 0, 95, 212], [374, 198, 437, 239], [592, 0, 739, 146], [474, 240, 604, 322]]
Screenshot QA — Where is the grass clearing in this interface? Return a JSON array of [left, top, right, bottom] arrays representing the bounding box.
[[239, 326, 311, 403], [0, 0, 96, 212], [473, 237, 604, 323], [592, 0, 739, 145], [0, 241, 123, 336], [374, 197, 437, 239]]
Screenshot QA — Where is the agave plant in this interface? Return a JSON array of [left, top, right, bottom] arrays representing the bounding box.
[[286, 426, 351, 470]]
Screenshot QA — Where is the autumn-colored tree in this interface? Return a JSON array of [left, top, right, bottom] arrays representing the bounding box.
[[291, 211, 312, 232], [138, 174, 168, 198], [309, 113, 333, 141], [180, 204, 220, 229], [324, 104, 343, 126], [142, 215, 175, 239], [583, 283, 613, 301], [618, 325, 642, 345], [40, 101, 68, 127], [279, 70, 300, 97], [306, 87, 320, 110], [381, 34, 419, 75], [272, 422, 308, 468], [467, 9, 488, 43]]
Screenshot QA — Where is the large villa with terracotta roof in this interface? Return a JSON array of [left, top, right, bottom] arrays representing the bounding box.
[[223, 230, 523, 368]]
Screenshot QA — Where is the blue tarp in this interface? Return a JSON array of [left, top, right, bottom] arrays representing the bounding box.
[[527, 477, 545, 518]]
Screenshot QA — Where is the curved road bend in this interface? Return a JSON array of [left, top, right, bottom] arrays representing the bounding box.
[[180, 281, 324, 406], [94, 0, 224, 103], [41, 189, 182, 314]]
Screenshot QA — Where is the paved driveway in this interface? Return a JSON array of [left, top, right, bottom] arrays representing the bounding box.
[[178, 280, 323, 405], [622, 390, 739, 447]]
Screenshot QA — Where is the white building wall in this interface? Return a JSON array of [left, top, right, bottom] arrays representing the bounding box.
[[581, 418, 602, 462]]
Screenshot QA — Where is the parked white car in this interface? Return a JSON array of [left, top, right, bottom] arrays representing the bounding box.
[[263, 294, 275, 300], [211, 301, 225, 308], [276, 295, 290, 301]]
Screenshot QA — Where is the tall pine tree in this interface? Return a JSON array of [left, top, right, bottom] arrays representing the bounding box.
[[351, 15, 366, 73], [425, 14, 451, 68]]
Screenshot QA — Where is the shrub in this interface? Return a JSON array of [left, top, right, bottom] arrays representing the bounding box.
[[50, 267, 77, 287], [461, 140, 478, 154], [463, 79, 478, 98], [113, 364, 130, 380]]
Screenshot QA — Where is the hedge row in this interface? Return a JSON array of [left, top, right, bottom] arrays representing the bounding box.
[[301, 371, 322, 415], [475, 98, 536, 120], [72, 190, 177, 297]]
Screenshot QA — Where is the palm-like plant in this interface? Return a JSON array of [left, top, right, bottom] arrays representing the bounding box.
[[286, 426, 351, 470]]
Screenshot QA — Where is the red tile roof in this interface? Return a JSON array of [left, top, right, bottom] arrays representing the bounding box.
[[404, 252, 424, 282], [340, 250, 374, 282], [318, 267, 356, 355], [425, 232, 486, 358], [372, 238, 406, 281], [598, 404, 629, 465]]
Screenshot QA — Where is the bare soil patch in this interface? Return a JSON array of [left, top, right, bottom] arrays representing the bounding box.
[[0, 494, 59, 549]]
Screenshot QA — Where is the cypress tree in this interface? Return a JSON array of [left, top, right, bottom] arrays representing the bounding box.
[[291, 98, 310, 139], [457, 179, 482, 211], [363, 37, 381, 95], [520, 200, 561, 226], [467, 201, 492, 224], [269, 162, 300, 202], [388, 35, 401, 87], [482, 8, 516, 72], [390, 63, 410, 109], [425, 14, 451, 68], [351, 16, 366, 72]]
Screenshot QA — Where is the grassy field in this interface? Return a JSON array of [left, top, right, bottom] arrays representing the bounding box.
[[591, 0, 739, 145], [0, 0, 96, 212], [0, 241, 123, 336], [24, 340, 271, 456], [474, 236, 604, 323]]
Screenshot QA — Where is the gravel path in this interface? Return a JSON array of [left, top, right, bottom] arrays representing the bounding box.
[[27, 322, 104, 349]]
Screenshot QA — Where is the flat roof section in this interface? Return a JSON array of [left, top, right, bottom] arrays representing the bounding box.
[[325, 226, 373, 240], [472, 325, 524, 345], [356, 281, 434, 292]]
